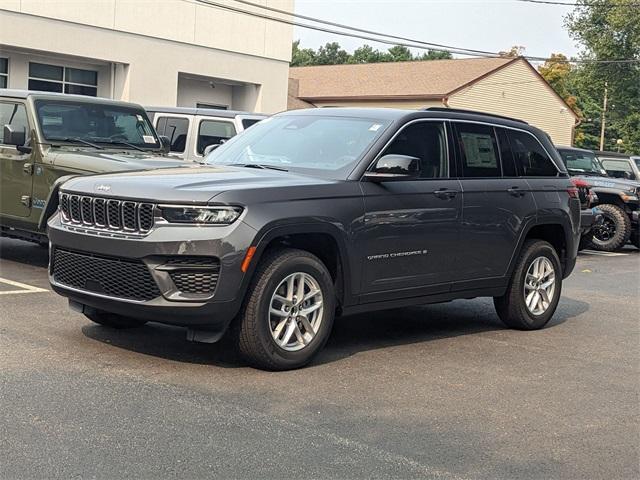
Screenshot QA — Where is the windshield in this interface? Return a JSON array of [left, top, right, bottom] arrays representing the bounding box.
[[205, 114, 391, 179], [558, 149, 607, 175], [34, 100, 160, 149]]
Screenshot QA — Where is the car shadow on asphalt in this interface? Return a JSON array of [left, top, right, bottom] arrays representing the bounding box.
[[81, 296, 590, 369], [0, 239, 49, 268]]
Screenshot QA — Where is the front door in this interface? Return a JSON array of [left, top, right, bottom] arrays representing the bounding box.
[[359, 120, 463, 302], [0, 101, 33, 218]]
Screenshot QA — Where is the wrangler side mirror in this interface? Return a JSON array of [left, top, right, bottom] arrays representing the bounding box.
[[158, 135, 171, 155], [363, 154, 421, 182], [3, 125, 31, 154]]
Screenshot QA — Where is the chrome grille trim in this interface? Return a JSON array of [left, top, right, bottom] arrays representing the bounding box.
[[59, 192, 156, 235]]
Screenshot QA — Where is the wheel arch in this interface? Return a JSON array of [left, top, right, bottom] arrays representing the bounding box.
[[242, 221, 354, 312]]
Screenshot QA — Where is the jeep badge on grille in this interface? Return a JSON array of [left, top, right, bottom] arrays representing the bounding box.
[[95, 184, 111, 192]]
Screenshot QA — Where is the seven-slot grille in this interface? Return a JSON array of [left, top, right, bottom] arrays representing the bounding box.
[[52, 248, 161, 301], [59, 192, 155, 234]]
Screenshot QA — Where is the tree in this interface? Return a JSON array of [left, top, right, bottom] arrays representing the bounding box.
[[499, 45, 526, 58], [386, 45, 413, 62], [291, 40, 317, 67], [418, 50, 453, 61], [538, 53, 580, 114], [349, 44, 386, 64], [314, 42, 350, 65], [565, 0, 640, 152]]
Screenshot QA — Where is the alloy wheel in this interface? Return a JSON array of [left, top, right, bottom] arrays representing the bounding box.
[[269, 272, 324, 352], [593, 215, 616, 242], [523, 256, 556, 316]]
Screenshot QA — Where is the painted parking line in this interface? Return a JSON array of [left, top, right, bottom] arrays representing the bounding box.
[[580, 250, 629, 257], [0, 277, 49, 295]]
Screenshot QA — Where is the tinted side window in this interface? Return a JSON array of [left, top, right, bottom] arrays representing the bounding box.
[[496, 128, 517, 177], [381, 121, 448, 178], [241, 118, 262, 130], [455, 123, 500, 178], [0, 102, 29, 144], [155, 116, 189, 153], [507, 130, 558, 177], [197, 120, 237, 155]]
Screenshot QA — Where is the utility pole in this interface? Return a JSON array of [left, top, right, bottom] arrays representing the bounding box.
[[599, 81, 608, 151]]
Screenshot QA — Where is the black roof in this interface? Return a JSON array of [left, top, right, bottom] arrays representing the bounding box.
[[145, 106, 267, 118], [278, 106, 533, 130]]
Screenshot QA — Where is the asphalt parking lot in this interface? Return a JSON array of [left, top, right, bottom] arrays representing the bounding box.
[[0, 237, 638, 480]]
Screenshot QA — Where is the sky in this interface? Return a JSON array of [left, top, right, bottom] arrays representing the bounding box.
[[293, 0, 581, 62]]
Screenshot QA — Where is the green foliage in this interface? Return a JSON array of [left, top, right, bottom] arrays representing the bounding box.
[[290, 41, 452, 67], [564, 0, 640, 153]]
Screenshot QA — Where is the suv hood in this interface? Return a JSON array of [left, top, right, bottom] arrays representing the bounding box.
[[60, 165, 338, 203], [49, 149, 185, 172]]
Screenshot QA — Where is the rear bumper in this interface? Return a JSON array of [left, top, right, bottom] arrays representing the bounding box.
[[580, 207, 603, 235]]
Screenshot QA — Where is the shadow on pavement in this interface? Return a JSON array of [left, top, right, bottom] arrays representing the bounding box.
[[0, 238, 49, 268], [81, 296, 590, 369]]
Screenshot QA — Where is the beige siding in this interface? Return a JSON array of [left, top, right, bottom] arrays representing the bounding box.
[[312, 99, 443, 110], [447, 59, 576, 145]]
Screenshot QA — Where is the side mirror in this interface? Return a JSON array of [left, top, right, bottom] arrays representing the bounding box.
[[3, 125, 31, 154], [3, 124, 26, 147], [158, 135, 171, 154], [203, 143, 220, 157], [363, 154, 420, 182]]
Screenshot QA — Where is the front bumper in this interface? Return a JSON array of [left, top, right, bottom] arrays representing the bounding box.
[[48, 214, 256, 331]]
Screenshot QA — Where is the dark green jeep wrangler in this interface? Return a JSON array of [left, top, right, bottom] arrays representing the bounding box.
[[0, 90, 183, 244]]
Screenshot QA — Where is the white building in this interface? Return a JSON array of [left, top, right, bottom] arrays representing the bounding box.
[[0, 0, 294, 113]]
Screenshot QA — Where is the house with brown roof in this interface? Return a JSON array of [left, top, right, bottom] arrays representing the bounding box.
[[288, 57, 579, 145]]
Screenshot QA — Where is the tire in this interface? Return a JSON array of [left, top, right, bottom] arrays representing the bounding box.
[[235, 248, 336, 371], [494, 240, 562, 330], [84, 309, 148, 329], [589, 204, 631, 251]]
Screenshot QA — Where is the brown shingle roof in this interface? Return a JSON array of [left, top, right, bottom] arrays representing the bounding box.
[[289, 57, 516, 100]]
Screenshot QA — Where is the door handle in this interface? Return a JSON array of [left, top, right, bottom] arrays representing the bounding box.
[[434, 188, 458, 199], [507, 187, 526, 197]]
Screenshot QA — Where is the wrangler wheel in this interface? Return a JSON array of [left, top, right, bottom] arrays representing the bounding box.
[[589, 204, 631, 251]]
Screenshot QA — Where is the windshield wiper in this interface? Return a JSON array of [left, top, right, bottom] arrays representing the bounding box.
[[47, 137, 103, 149], [239, 163, 288, 172], [97, 140, 146, 152]]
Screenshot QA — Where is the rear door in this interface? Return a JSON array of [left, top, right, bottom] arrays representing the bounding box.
[[359, 120, 463, 301], [0, 100, 33, 218], [453, 123, 537, 282]]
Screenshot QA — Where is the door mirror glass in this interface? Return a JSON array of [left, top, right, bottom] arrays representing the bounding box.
[[3, 124, 26, 147], [364, 154, 420, 182]]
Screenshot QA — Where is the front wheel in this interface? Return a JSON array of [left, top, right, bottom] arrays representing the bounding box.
[[235, 248, 336, 371], [494, 240, 562, 330]]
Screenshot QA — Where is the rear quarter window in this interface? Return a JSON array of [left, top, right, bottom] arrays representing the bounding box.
[[507, 130, 558, 177]]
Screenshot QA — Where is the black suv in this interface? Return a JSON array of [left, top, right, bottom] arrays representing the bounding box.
[[557, 146, 640, 251], [48, 108, 581, 370]]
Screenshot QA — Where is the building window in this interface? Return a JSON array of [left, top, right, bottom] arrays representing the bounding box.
[[28, 62, 98, 97], [0, 58, 8, 88]]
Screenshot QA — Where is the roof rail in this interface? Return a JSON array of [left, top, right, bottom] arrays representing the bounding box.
[[423, 107, 528, 125]]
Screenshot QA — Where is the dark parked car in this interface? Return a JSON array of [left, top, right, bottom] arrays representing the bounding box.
[[48, 108, 581, 370], [557, 146, 639, 250], [0, 90, 182, 244]]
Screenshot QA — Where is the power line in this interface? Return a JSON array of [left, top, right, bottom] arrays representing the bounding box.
[[189, 0, 640, 64], [514, 0, 640, 6]]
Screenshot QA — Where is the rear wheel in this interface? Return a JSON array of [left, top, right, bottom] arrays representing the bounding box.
[[84, 309, 147, 329], [494, 240, 562, 330], [235, 248, 335, 371], [589, 204, 631, 251]]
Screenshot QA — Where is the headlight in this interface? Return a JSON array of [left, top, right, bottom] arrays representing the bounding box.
[[160, 206, 242, 224]]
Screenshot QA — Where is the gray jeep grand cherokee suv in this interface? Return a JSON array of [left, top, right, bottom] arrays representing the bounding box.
[[48, 108, 581, 370]]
